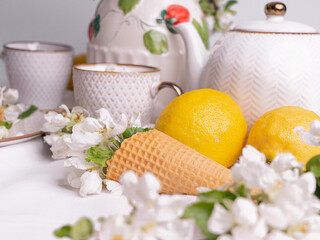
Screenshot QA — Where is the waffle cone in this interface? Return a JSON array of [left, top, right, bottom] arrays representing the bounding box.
[[107, 129, 233, 195], [0, 107, 3, 122]]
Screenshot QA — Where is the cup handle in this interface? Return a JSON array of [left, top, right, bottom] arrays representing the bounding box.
[[151, 82, 183, 98]]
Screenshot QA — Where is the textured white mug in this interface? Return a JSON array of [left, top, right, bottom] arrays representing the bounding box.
[[2, 41, 73, 109], [73, 64, 182, 124]]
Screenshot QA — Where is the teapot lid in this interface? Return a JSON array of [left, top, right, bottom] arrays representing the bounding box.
[[233, 2, 318, 33]]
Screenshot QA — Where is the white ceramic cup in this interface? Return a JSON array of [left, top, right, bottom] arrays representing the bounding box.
[[1, 41, 73, 109], [73, 64, 183, 124]]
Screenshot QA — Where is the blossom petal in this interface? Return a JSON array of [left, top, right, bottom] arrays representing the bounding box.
[[3, 88, 18, 104], [67, 171, 82, 188], [103, 179, 123, 196], [66, 118, 103, 151], [0, 126, 8, 139], [79, 171, 102, 197], [294, 126, 320, 146], [264, 230, 295, 240], [271, 153, 303, 172], [208, 203, 233, 235], [41, 111, 70, 133], [64, 154, 96, 170], [232, 197, 258, 226], [259, 203, 288, 230]]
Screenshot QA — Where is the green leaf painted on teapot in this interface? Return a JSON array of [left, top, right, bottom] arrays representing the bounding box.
[[143, 30, 168, 55], [192, 17, 210, 50], [118, 0, 140, 15]]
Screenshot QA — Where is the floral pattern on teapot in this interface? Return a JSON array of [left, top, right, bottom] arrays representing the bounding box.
[[87, 0, 209, 54], [88, 14, 100, 41]]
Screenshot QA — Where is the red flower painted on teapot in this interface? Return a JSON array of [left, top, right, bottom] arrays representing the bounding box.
[[88, 14, 101, 41], [165, 5, 190, 25], [157, 5, 190, 34]]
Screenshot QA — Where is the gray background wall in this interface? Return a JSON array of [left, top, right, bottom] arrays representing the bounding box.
[[0, 0, 319, 85]]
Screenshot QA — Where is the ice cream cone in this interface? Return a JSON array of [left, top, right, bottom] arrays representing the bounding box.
[[107, 129, 233, 195], [0, 107, 3, 122]]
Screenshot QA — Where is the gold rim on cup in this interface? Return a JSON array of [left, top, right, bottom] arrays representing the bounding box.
[[73, 63, 160, 74], [3, 41, 73, 53]]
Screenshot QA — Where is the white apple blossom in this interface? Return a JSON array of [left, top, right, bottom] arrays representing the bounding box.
[[208, 197, 262, 237], [294, 120, 320, 146], [0, 126, 8, 139], [79, 170, 103, 197], [208, 203, 233, 234], [264, 230, 295, 240], [0, 87, 18, 106], [41, 111, 70, 133], [3, 104, 28, 123], [64, 152, 96, 170], [96, 172, 195, 240], [45, 134, 73, 159], [103, 179, 123, 195], [120, 171, 161, 208], [232, 197, 258, 226], [67, 169, 104, 197], [2, 88, 18, 104], [216, 10, 234, 31], [217, 235, 233, 240], [64, 117, 104, 151], [231, 145, 279, 190], [231, 219, 267, 240], [271, 153, 304, 173]]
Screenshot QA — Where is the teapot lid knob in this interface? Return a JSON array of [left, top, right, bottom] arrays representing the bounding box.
[[265, 2, 287, 16]]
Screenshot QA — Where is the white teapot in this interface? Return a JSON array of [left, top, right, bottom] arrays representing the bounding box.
[[175, 2, 320, 128], [86, 0, 207, 113]]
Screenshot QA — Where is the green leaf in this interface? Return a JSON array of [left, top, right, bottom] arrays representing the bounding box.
[[306, 155, 320, 199], [0, 121, 12, 130], [18, 105, 37, 119], [54, 225, 72, 238], [156, 18, 164, 24], [183, 202, 218, 240], [199, 0, 216, 16], [166, 23, 177, 34], [118, 0, 140, 15], [93, 14, 100, 26], [198, 190, 236, 204], [233, 184, 251, 198], [61, 125, 73, 134], [122, 127, 152, 140], [192, 18, 210, 50], [161, 10, 167, 19], [143, 30, 168, 55], [71, 218, 94, 240], [315, 185, 320, 199], [61, 112, 85, 134], [94, 24, 100, 38], [306, 155, 320, 178], [225, 0, 238, 10], [86, 146, 114, 167]]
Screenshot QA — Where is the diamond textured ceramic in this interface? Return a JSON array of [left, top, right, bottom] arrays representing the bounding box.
[[2, 41, 73, 110], [174, 2, 320, 129], [87, 0, 206, 112], [73, 64, 182, 124]]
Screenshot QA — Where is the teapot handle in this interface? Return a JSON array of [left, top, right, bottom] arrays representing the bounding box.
[[151, 82, 183, 98]]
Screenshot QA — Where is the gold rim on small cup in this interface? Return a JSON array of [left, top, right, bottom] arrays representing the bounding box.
[[3, 41, 73, 53], [74, 63, 160, 74]]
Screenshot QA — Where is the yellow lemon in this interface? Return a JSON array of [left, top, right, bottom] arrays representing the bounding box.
[[247, 106, 320, 165], [155, 89, 247, 167], [68, 54, 87, 90]]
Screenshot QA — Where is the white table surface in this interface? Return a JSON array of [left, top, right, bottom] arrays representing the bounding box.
[[0, 103, 131, 240]]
